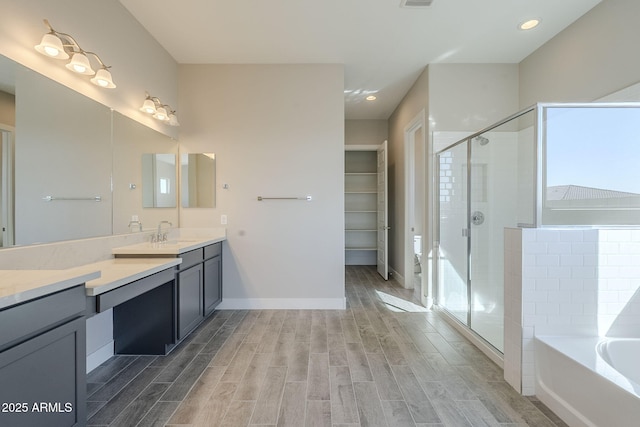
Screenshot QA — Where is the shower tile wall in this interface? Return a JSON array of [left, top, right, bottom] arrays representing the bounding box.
[[503, 228, 640, 395]]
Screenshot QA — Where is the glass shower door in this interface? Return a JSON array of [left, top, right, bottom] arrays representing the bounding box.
[[469, 133, 506, 352], [437, 142, 468, 324]]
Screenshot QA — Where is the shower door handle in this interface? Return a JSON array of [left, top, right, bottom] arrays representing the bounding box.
[[471, 211, 485, 225]]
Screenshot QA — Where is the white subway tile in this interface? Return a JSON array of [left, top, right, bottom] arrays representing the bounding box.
[[559, 230, 585, 242], [536, 230, 561, 243], [546, 315, 573, 325], [571, 242, 598, 254], [522, 229, 537, 243], [560, 254, 584, 266], [525, 242, 549, 255], [606, 254, 637, 266], [558, 278, 584, 292], [571, 291, 597, 303], [522, 326, 535, 339], [548, 242, 572, 255], [547, 290, 572, 303], [535, 278, 559, 291], [559, 302, 584, 315], [523, 290, 548, 303], [535, 302, 559, 315], [597, 291, 621, 303], [602, 230, 632, 242], [571, 266, 596, 279], [599, 266, 621, 279], [570, 315, 598, 326], [536, 254, 560, 266], [523, 302, 536, 316], [546, 266, 573, 279]]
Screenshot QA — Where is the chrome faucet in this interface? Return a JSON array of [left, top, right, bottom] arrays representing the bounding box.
[[154, 221, 172, 243]]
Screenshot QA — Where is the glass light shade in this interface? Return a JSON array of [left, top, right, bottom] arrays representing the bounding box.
[[66, 52, 95, 75], [35, 33, 69, 59], [90, 68, 116, 89], [140, 99, 157, 114], [168, 112, 180, 126], [153, 107, 168, 121]]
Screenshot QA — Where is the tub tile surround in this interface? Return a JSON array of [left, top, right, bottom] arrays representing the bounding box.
[[504, 227, 640, 395]]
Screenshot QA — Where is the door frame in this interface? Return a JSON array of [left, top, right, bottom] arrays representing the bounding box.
[[403, 110, 427, 303], [0, 124, 14, 247]]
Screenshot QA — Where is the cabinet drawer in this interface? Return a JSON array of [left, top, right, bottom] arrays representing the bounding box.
[[0, 285, 85, 350], [204, 242, 222, 260], [97, 268, 175, 312], [177, 248, 204, 270]]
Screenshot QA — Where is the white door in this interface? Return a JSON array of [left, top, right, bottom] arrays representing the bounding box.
[[377, 141, 389, 279]]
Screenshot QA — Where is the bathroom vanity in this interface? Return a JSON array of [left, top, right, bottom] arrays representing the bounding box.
[[105, 237, 224, 349], [0, 270, 99, 427], [0, 229, 225, 427]]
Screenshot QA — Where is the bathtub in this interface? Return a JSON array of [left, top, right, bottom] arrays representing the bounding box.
[[535, 336, 640, 427]]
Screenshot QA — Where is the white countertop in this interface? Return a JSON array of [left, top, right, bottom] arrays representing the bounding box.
[[0, 269, 100, 309], [111, 233, 225, 255], [79, 258, 182, 296], [0, 228, 226, 308]]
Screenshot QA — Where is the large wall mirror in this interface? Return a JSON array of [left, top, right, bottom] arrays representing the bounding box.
[[112, 113, 179, 235], [0, 53, 184, 246]]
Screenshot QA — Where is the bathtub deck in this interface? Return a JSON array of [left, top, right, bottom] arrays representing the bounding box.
[[536, 335, 640, 427]]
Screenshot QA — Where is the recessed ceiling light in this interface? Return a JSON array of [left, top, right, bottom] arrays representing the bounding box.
[[519, 18, 541, 31], [366, 95, 377, 101]]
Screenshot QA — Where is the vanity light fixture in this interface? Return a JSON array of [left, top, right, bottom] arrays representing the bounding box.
[[140, 93, 180, 126], [34, 19, 116, 88]]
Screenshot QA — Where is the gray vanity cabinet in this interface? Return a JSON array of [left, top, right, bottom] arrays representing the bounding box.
[[177, 262, 204, 340], [175, 242, 223, 340], [0, 286, 86, 427], [203, 243, 222, 316]]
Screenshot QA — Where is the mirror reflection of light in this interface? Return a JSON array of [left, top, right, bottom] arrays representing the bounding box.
[[375, 290, 428, 312]]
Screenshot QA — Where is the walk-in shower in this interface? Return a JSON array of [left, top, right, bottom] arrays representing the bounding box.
[[436, 109, 536, 354], [435, 102, 640, 357]]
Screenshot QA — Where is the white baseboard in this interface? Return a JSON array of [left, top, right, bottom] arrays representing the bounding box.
[[217, 298, 347, 310], [390, 266, 405, 286], [86, 341, 114, 373]]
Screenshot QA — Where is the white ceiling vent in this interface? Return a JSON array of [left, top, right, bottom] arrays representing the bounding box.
[[400, 0, 434, 8]]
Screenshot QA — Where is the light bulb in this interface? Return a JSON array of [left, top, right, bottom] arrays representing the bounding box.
[[90, 68, 116, 89], [140, 99, 156, 114], [35, 33, 69, 59], [66, 53, 95, 76], [153, 107, 168, 121], [44, 46, 60, 56]]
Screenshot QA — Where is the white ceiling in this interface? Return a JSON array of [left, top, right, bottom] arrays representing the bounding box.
[[119, 0, 601, 120]]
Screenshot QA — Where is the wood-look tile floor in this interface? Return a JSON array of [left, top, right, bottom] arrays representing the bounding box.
[[86, 265, 568, 427]]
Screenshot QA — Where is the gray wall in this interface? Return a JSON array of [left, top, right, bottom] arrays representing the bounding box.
[[520, 0, 640, 107], [345, 120, 388, 146], [179, 64, 346, 308]]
